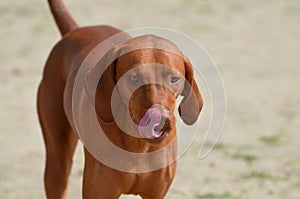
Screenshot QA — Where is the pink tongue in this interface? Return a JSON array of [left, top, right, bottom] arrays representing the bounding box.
[[139, 108, 163, 139]]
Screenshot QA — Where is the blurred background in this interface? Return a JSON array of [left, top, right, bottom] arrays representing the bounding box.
[[0, 0, 300, 198]]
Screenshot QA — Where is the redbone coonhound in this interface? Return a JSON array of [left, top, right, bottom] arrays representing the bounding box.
[[37, 0, 203, 198]]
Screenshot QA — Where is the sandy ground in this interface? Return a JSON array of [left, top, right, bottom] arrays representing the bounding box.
[[1, 0, 300, 198]]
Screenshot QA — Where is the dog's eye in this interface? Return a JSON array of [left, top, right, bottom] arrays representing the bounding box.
[[170, 76, 181, 84], [128, 73, 139, 82]]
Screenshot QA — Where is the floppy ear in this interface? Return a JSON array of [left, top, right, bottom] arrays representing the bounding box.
[[92, 47, 122, 122], [178, 57, 203, 125]]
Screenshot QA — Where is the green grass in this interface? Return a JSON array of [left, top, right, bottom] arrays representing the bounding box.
[[1, 187, 11, 194], [17, 47, 32, 58], [196, 191, 232, 199], [226, 3, 244, 13], [292, 181, 300, 188], [267, 189, 274, 195], [196, 3, 216, 16], [259, 131, 287, 146], [284, 158, 300, 166], [284, 4, 300, 16], [0, 7, 8, 16], [279, 109, 296, 119], [213, 143, 226, 150], [219, 144, 257, 164], [242, 171, 285, 182], [232, 152, 257, 164], [33, 22, 47, 35], [181, 0, 196, 7], [14, 6, 33, 17], [179, 0, 216, 16], [242, 171, 272, 180]]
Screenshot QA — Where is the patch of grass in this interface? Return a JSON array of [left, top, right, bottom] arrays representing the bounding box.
[[1, 187, 11, 194], [279, 109, 296, 119], [202, 142, 227, 154], [180, 0, 216, 16], [33, 22, 47, 35], [181, 0, 196, 7], [236, 144, 254, 151], [202, 141, 215, 149], [242, 171, 285, 182], [14, 6, 33, 17], [226, 3, 244, 13], [259, 131, 286, 146], [17, 47, 31, 58], [284, 158, 300, 166], [172, 189, 187, 196], [196, 191, 232, 199], [239, 187, 249, 195], [0, 7, 9, 16], [292, 181, 300, 188], [267, 189, 274, 195], [196, 3, 216, 16], [213, 143, 226, 150], [232, 152, 257, 164], [284, 4, 300, 16], [242, 171, 273, 180]]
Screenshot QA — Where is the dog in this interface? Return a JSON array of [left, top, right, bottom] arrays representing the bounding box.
[[37, 0, 203, 198]]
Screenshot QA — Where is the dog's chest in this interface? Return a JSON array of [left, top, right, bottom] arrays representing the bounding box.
[[126, 164, 176, 195]]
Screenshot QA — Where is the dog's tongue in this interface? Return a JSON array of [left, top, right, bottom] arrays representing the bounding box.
[[139, 108, 163, 139]]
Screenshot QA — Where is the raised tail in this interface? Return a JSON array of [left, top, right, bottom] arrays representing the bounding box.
[[48, 0, 78, 36]]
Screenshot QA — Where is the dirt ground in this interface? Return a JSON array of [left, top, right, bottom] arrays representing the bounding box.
[[1, 0, 300, 198]]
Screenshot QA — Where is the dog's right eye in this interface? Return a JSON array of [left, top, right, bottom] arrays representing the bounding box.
[[128, 73, 139, 83]]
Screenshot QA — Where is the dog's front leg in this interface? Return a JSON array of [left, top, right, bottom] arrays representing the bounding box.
[[82, 149, 131, 199]]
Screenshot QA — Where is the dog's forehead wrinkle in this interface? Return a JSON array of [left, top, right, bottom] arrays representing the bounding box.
[[119, 34, 183, 56], [136, 64, 176, 80], [119, 49, 183, 68]]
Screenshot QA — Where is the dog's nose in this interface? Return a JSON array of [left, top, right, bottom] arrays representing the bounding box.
[[160, 108, 170, 120], [154, 113, 171, 133], [138, 105, 172, 139]]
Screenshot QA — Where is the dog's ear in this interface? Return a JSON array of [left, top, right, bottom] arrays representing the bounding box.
[[178, 57, 203, 125], [93, 47, 122, 122]]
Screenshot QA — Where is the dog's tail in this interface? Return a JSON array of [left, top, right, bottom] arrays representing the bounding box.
[[48, 0, 78, 36]]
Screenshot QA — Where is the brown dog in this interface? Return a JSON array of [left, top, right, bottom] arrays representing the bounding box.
[[38, 0, 203, 198]]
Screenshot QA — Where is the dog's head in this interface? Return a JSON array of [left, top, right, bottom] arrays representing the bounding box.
[[94, 35, 203, 142]]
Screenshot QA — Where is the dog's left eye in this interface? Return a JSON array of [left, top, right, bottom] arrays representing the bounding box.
[[170, 76, 181, 84]]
